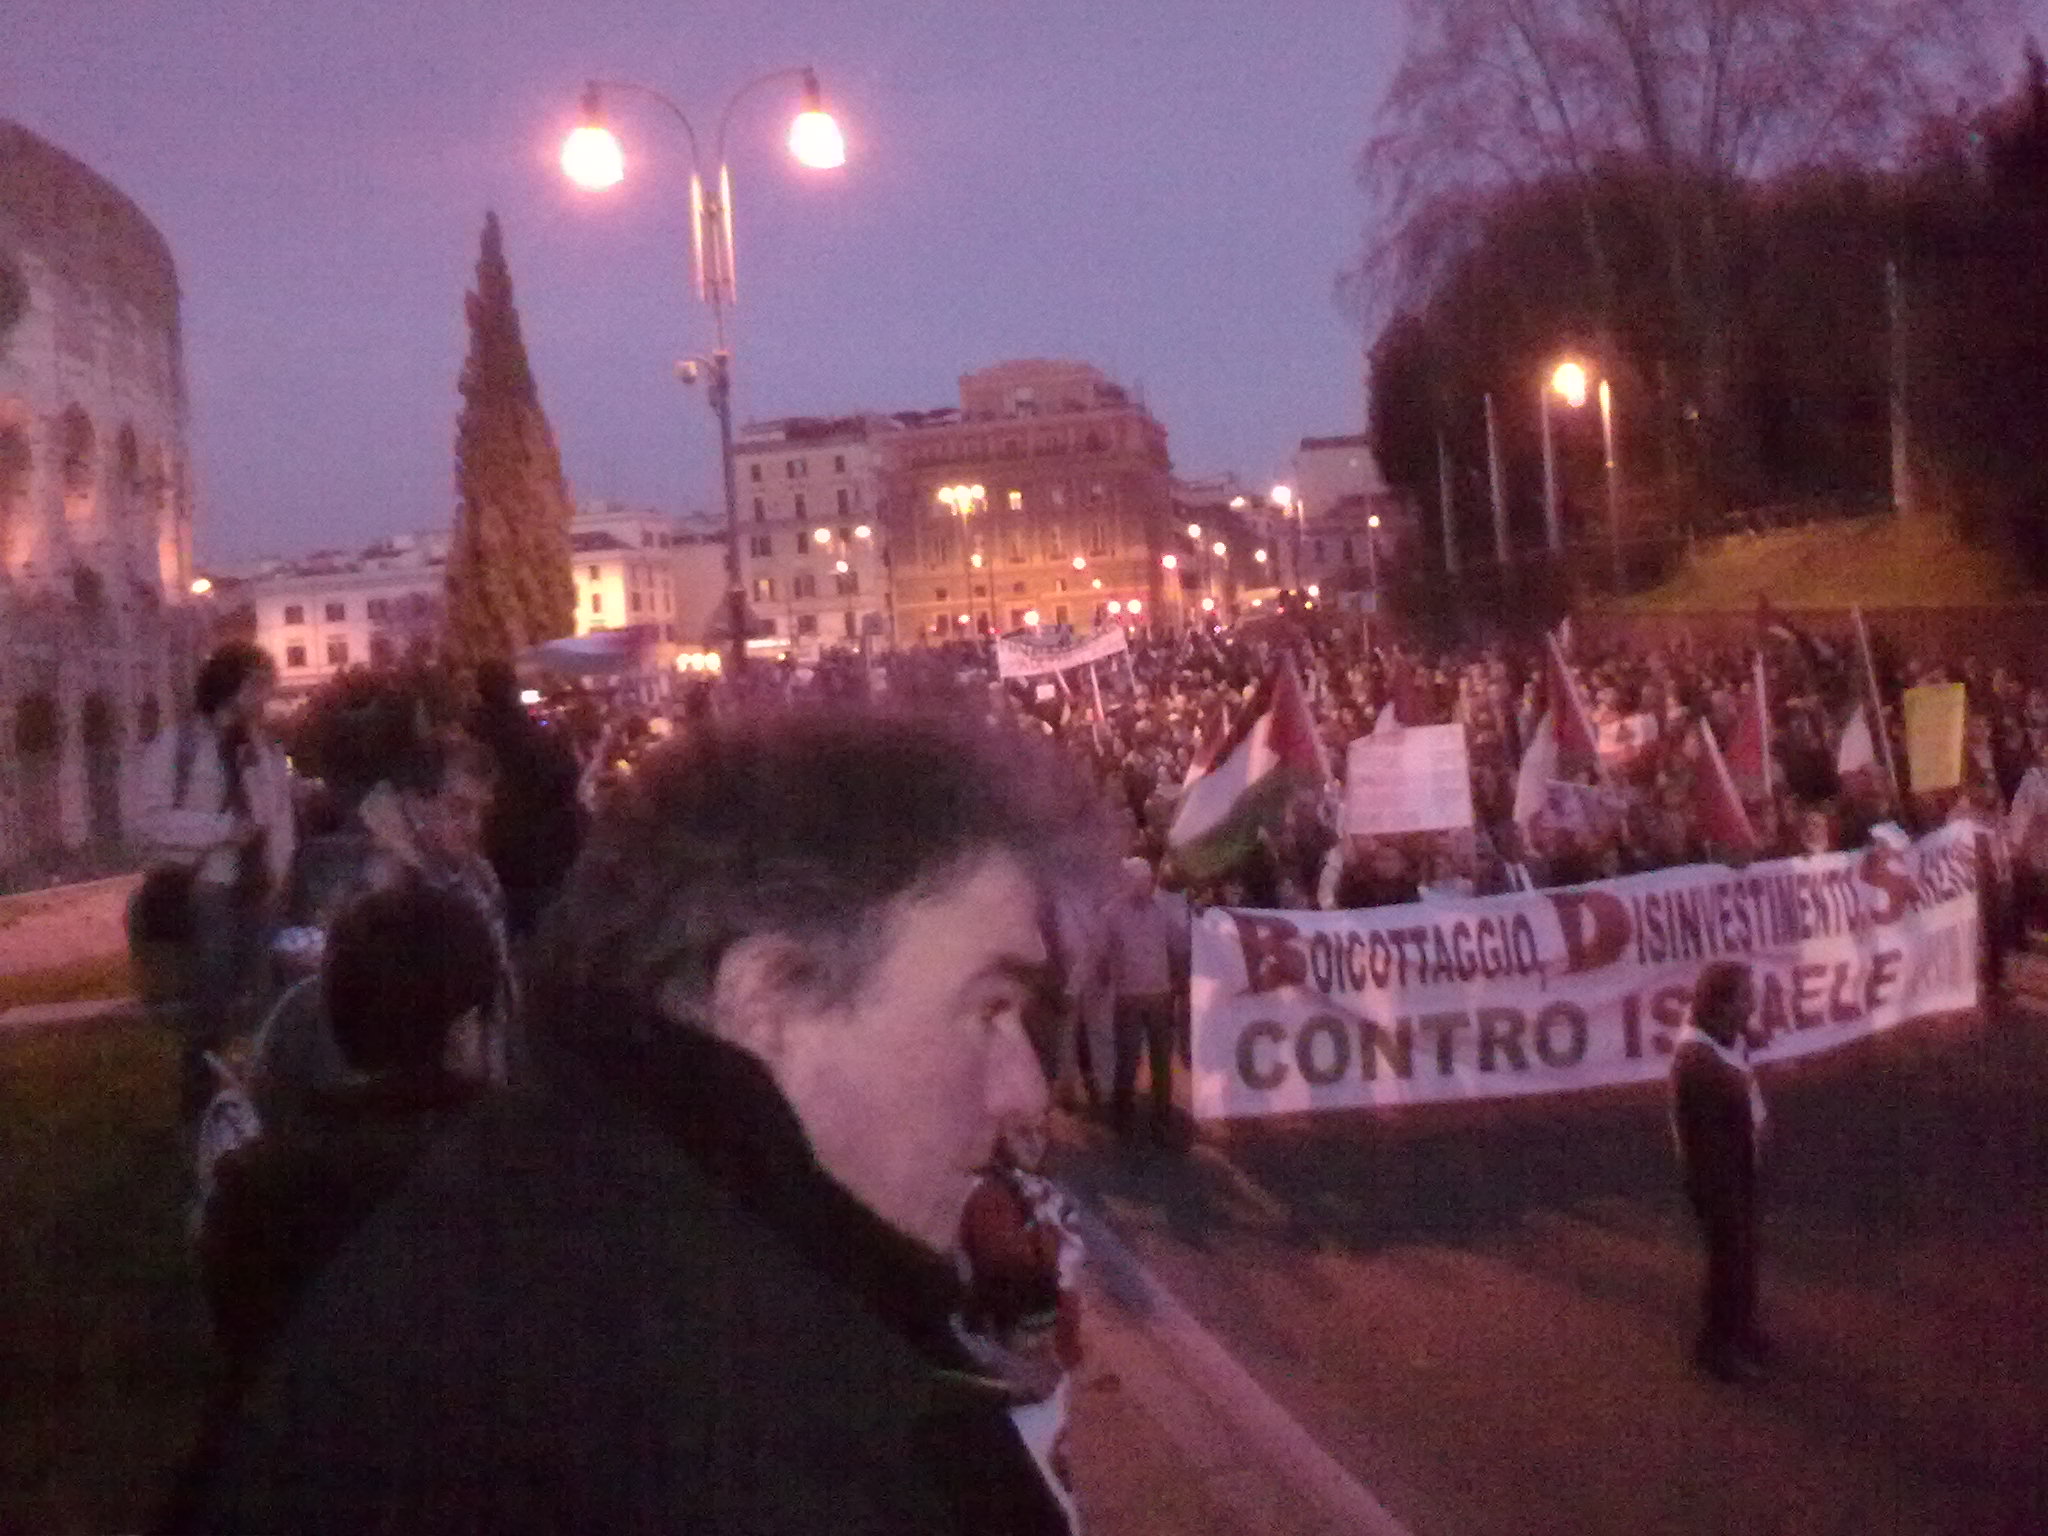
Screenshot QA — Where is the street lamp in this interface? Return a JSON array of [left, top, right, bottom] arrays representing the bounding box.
[[1365, 512, 1382, 601], [564, 69, 846, 678], [936, 483, 991, 634], [1270, 482, 1303, 591], [1540, 359, 1589, 556]]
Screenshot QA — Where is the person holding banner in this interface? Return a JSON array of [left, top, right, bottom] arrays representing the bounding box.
[[1670, 960, 1771, 1385]]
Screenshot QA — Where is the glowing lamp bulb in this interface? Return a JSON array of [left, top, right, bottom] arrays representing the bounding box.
[[1072, 555, 1087, 570], [1127, 599, 1142, 614], [188, 576, 214, 596], [789, 110, 846, 170], [1552, 360, 1589, 409], [1023, 609, 1041, 626], [854, 524, 872, 539], [1200, 597, 1216, 612], [1161, 554, 1177, 570], [1186, 523, 1202, 540], [1107, 600, 1123, 615], [1212, 541, 1227, 557], [562, 123, 625, 190], [813, 527, 832, 544], [1091, 578, 1103, 589], [1254, 549, 1268, 564], [834, 559, 849, 574]]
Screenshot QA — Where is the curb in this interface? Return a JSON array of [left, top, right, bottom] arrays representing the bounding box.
[[0, 996, 143, 1036]]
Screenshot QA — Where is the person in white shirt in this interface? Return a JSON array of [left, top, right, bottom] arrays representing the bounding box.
[[1101, 857, 1188, 1146], [130, 642, 297, 1121]]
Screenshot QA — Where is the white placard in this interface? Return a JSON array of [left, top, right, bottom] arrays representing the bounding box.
[[1343, 723, 1474, 836]]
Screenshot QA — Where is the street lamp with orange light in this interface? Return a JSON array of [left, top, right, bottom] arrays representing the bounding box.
[[563, 68, 845, 676], [1539, 357, 1622, 586], [936, 483, 991, 634]]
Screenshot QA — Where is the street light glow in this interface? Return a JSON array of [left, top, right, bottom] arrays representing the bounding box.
[[1552, 360, 1590, 409], [1186, 523, 1202, 540], [1023, 608, 1040, 626], [1269, 484, 1294, 510], [812, 527, 832, 544], [788, 71, 847, 169], [1253, 548, 1268, 564], [1127, 599, 1142, 614], [1368, 514, 1381, 529], [1229, 495, 1247, 509], [562, 115, 625, 190], [1200, 597, 1216, 612], [187, 576, 213, 596], [853, 524, 871, 539], [1307, 584, 1321, 598], [1072, 555, 1087, 570], [1211, 541, 1227, 557], [969, 552, 985, 569], [1107, 600, 1123, 615], [1160, 554, 1177, 570], [1091, 578, 1103, 589], [834, 559, 849, 574]]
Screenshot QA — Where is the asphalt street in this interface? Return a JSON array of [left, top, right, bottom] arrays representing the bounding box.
[[1056, 1004, 2046, 1536]]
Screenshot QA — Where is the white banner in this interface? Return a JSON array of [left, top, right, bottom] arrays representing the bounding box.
[[995, 624, 1129, 679], [1343, 723, 1474, 836], [1191, 824, 1981, 1120]]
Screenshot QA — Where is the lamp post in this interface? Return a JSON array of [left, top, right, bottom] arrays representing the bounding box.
[[1365, 512, 1381, 605], [1541, 360, 1588, 556], [563, 70, 846, 680], [1269, 483, 1301, 591], [1599, 378, 1623, 591], [935, 483, 989, 636]]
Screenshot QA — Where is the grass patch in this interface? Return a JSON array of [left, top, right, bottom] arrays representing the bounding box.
[[0, 1020, 213, 1534], [0, 952, 134, 1011]]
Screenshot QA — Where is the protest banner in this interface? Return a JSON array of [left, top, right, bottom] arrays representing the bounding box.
[[994, 624, 1129, 680], [1902, 682, 1966, 793], [1189, 824, 1980, 1120], [1343, 723, 1474, 836]]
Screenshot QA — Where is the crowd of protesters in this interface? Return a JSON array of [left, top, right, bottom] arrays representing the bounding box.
[[119, 607, 2044, 1529]]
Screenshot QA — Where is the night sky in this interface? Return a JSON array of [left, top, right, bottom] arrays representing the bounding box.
[[7, 1, 1399, 563]]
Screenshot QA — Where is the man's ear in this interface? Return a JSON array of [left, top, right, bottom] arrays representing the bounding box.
[[703, 934, 810, 1065]]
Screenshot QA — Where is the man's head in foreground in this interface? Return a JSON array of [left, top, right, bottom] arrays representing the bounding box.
[[538, 707, 1111, 1254]]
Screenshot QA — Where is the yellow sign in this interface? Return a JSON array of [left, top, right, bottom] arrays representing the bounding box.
[[1902, 683, 1966, 793]]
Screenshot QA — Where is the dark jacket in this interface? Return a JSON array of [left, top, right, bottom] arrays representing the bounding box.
[[1669, 1037, 1757, 1218], [469, 701, 583, 935], [171, 1017, 1068, 1536]]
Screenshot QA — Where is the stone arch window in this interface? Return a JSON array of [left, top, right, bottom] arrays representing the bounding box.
[[59, 405, 95, 496], [116, 423, 143, 496], [13, 692, 63, 864], [0, 418, 27, 567], [81, 692, 123, 844]]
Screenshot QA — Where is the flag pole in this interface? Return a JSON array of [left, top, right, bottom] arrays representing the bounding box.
[[1853, 607, 1904, 813]]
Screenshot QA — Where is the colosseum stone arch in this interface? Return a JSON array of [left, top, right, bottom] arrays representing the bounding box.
[[0, 119, 203, 878]]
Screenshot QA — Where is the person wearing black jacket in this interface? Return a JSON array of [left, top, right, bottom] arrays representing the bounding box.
[[467, 659, 584, 940], [169, 708, 1109, 1535], [1669, 959, 1770, 1383]]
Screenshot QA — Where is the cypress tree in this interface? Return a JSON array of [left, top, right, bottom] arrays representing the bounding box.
[[445, 211, 576, 670]]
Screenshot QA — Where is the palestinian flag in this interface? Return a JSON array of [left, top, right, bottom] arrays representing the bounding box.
[[1168, 660, 1328, 880]]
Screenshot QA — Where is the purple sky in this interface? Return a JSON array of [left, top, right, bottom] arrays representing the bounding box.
[[7, 1, 1401, 563]]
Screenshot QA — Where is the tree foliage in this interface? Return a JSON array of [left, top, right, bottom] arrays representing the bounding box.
[[444, 212, 577, 672]]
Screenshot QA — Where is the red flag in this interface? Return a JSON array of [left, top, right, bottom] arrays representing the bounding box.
[[1692, 719, 1760, 856], [1545, 629, 1600, 769], [1724, 650, 1771, 801]]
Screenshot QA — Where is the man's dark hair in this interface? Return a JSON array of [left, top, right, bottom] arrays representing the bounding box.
[[534, 706, 1113, 1049], [323, 881, 499, 1074], [194, 642, 275, 718], [1693, 960, 1753, 1035]]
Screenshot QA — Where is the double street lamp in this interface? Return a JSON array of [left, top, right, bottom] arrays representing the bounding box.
[[934, 483, 991, 636], [562, 69, 846, 678]]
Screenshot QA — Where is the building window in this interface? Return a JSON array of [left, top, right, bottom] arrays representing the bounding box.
[[1313, 540, 1327, 563], [835, 572, 858, 597], [796, 613, 818, 636], [1342, 539, 1355, 564], [366, 597, 389, 622], [591, 592, 605, 614], [750, 534, 773, 558], [629, 592, 643, 612], [1008, 490, 1023, 511], [934, 586, 948, 602], [785, 459, 800, 479], [1012, 582, 1026, 595], [285, 644, 307, 669], [326, 639, 348, 666], [325, 601, 345, 622], [1055, 605, 1070, 626], [753, 576, 775, 602], [283, 604, 305, 626], [794, 493, 807, 518], [1055, 578, 1068, 593], [836, 487, 850, 515], [833, 454, 846, 473], [369, 636, 394, 666], [1088, 522, 1108, 555], [750, 463, 763, 483], [588, 565, 600, 581], [753, 497, 766, 521], [1012, 608, 1028, 629], [843, 610, 857, 638], [793, 573, 817, 599], [406, 591, 432, 617]]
